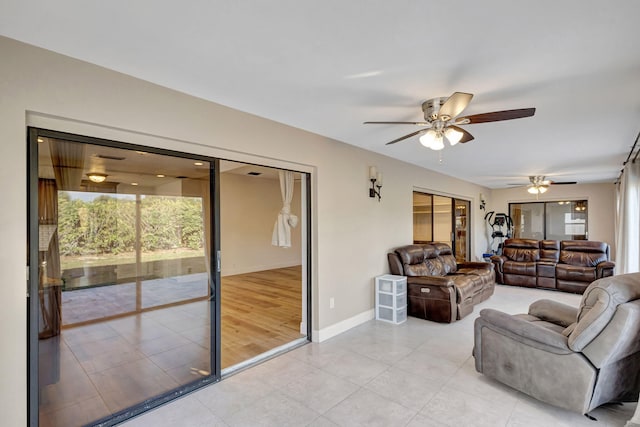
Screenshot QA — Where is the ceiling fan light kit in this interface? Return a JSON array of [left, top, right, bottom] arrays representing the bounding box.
[[365, 92, 535, 150], [527, 185, 548, 194]]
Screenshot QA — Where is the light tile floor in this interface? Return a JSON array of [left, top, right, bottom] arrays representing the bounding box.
[[122, 285, 636, 427]]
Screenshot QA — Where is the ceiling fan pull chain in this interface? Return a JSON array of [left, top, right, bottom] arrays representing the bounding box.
[[438, 151, 443, 164]]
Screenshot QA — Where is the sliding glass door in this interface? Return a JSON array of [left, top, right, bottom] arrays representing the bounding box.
[[29, 128, 311, 427], [29, 129, 219, 427], [413, 191, 470, 262]]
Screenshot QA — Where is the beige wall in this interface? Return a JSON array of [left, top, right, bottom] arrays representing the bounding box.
[[489, 183, 616, 258], [220, 172, 302, 276], [0, 36, 495, 425]]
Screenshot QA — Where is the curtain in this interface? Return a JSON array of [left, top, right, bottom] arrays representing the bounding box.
[[272, 171, 298, 248], [615, 160, 640, 273], [50, 139, 86, 191], [38, 179, 62, 338]]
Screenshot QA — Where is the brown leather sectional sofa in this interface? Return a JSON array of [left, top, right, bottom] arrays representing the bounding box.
[[388, 243, 495, 323], [491, 238, 615, 294]]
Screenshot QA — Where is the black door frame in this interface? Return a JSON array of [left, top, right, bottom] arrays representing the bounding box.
[[28, 127, 312, 426]]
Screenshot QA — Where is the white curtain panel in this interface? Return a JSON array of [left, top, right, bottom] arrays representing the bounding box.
[[615, 160, 640, 273], [272, 170, 298, 248]]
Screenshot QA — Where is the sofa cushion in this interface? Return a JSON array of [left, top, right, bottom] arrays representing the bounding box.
[[568, 273, 640, 351], [560, 241, 608, 267], [503, 261, 537, 276], [556, 265, 596, 283], [433, 243, 457, 274], [540, 240, 560, 262], [503, 247, 540, 263]]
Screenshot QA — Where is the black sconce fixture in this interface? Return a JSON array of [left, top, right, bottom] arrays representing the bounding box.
[[480, 193, 486, 210], [369, 166, 382, 202]]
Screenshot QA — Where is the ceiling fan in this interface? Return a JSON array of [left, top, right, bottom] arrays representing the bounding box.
[[364, 92, 535, 149], [509, 176, 577, 194]]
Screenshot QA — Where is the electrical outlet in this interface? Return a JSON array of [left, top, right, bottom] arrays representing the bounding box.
[[329, 297, 335, 309]]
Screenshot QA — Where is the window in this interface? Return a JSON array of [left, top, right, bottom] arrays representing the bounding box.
[[510, 200, 588, 240]]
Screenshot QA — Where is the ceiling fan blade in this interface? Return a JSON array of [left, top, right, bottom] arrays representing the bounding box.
[[448, 125, 474, 143], [438, 92, 473, 120], [385, 130, 424, 145], [456, 108, 536, 124], [550, 181, 577, 185], [364, 121, 430, 126]]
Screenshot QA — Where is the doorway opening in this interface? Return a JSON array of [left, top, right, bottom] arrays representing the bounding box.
[[28, 128, 311, 427]]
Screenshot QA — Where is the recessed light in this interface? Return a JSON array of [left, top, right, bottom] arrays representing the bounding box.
[[156, 174, 165, 178], [131, 182, 138, 186], [37, 138, 44, 143], [194, 162, 204, 166]]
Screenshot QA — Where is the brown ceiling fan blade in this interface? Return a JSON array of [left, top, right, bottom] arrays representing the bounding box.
[[438, 92, 473, 120], [457, 108, 536, 124], [448, 125, 475, 143], [550, 181, 577, 185], [385, 130, 424, 145], [364, 121, 430, 126]]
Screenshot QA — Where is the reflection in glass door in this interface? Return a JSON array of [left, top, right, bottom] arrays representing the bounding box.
[[30, 130, 216, 427], [454, 199, 470, 263], [413, 191, 471, 261], [433, 195, 453, 249]]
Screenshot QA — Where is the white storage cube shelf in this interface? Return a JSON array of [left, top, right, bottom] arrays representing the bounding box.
[[375, 275, 407, 324]]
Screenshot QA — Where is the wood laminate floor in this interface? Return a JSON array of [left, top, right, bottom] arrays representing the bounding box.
[[39, 266, 303, 427], [221, 266, 303, 368]]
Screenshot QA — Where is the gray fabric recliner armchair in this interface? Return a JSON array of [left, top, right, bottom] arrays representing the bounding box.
[[473, 272, 640, 415]]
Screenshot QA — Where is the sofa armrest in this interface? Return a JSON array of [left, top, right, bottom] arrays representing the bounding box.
[[387, 252, 403, 276], [407, 275, 454, 287], [458, 262, 493, 270], [478, 308, 572, 354], [489, 255, 506, 270], [528, 299, 577, 327], [596, 261, 615, 278]]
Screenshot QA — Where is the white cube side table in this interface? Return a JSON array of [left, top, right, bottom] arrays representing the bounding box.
[[375, 274, 407, 324]]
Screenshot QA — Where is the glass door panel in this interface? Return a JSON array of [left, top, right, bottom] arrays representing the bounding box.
[[433, 195, 453, 248], [33, 132, 214, 427], [413, 192, 433, 243], [454, 199, 470, 262]]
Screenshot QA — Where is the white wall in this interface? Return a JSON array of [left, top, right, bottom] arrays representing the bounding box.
[[0, 36, 492, 425], [220, 172, 302, 276], [490, 183, 616, 258]]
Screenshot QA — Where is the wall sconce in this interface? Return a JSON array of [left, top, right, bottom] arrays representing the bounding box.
[[369, 166, 382, 201], [479, 193, 486, 210]]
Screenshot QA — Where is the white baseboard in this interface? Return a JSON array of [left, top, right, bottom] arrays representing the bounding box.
[[312, 309, 375, 342]]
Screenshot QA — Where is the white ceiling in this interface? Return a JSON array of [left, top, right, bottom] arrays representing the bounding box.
[[2, 1, 639, 188]]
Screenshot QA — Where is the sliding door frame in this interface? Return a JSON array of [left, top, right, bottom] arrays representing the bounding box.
[[27, 128, 222, 427], [27, 127, 312, 426], [413, 190, 472, 261]]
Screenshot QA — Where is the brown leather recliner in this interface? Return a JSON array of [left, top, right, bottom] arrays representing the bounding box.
[[388, 243, 495, 323], [556, 240, 616, 293], [491, 238, 539, 287]]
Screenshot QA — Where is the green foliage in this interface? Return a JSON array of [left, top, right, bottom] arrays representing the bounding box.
[[57, 192, 205, 256]]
